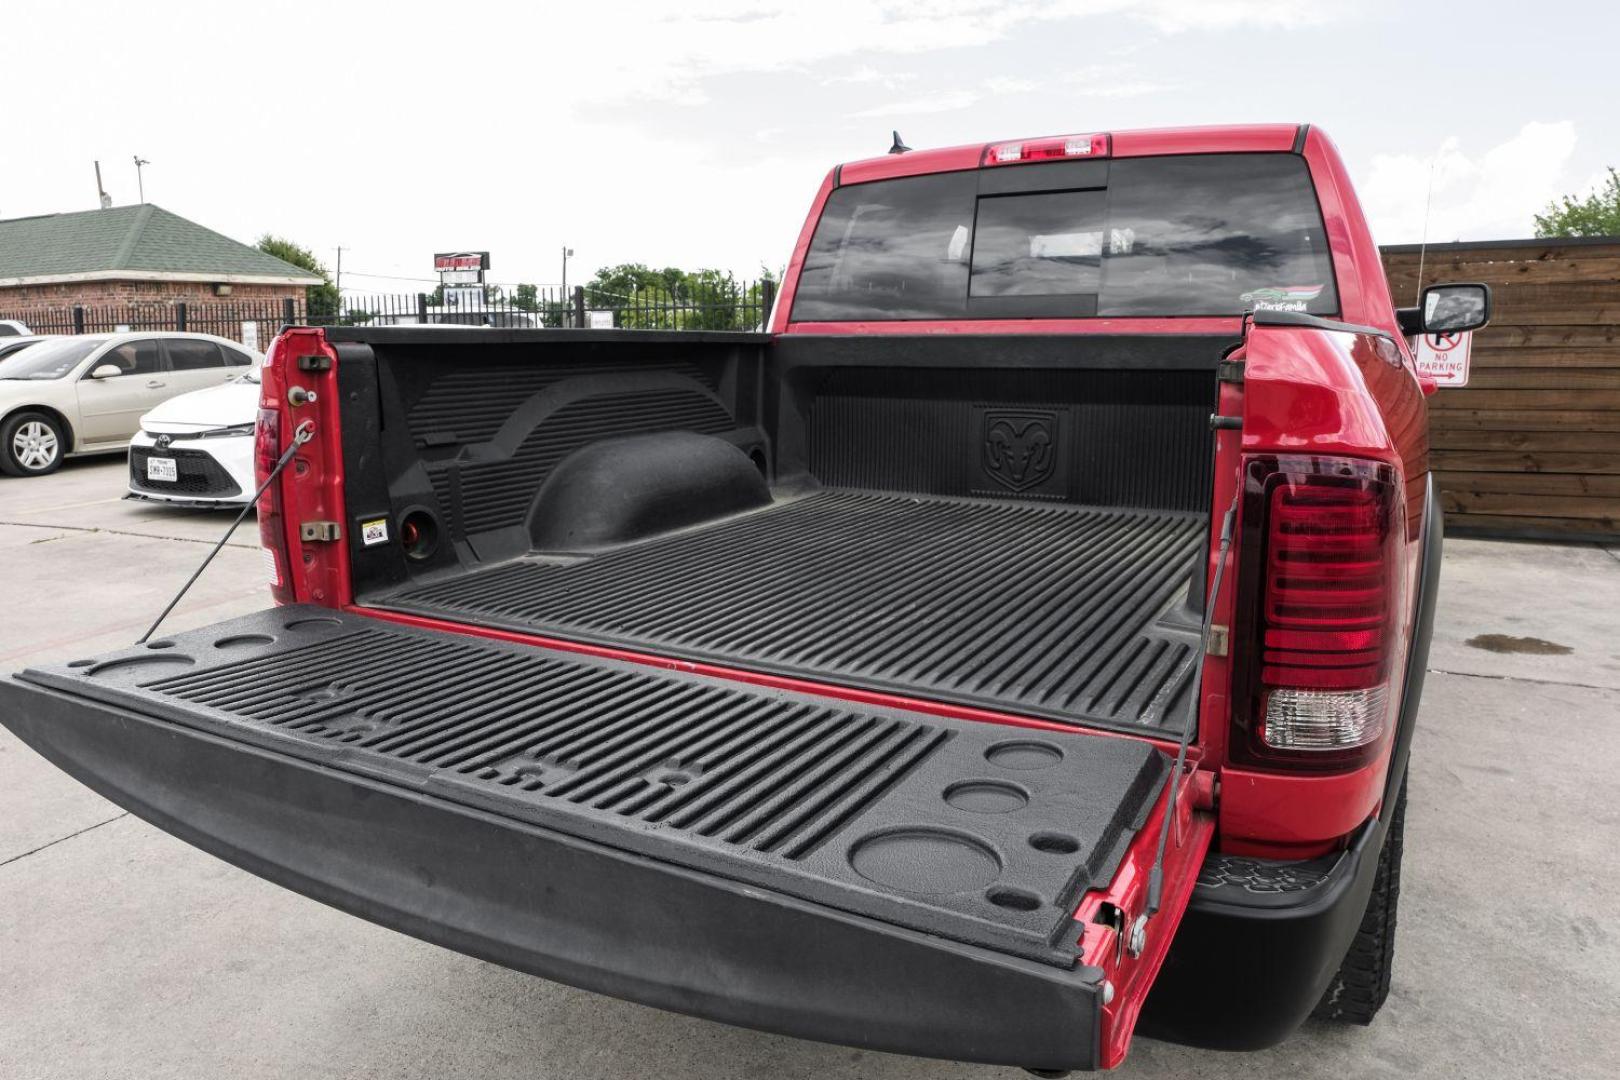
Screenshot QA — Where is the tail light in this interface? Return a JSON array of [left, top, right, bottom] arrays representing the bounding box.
[[982, 132, 1110, 166], [255, 405, 295, 604], [1232, 455, 1403, 769]]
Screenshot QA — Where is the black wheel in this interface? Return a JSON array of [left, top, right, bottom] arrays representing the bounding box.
[[0, 411, 66, 477], [1312, 778, 1406, 1024]]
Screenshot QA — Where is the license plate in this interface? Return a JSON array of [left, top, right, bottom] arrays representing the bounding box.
[[146, 456, 178, 482]]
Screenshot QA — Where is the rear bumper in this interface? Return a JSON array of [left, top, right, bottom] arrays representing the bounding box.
[[1137, 817, 1383, 1050], [0, 676, 1105, 1072]]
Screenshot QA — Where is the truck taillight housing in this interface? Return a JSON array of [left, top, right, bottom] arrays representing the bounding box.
[[981, 133, 1110, 166], [255, 406, 294, 604], [1233, 455, 1403, 769]]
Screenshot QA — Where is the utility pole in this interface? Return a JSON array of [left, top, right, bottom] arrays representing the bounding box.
[[562, 245, 574, 295], [132, 155, 150, 203], [335, 246, 343, 296]]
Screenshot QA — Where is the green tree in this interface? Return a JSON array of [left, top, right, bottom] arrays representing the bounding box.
[[584, 264, 775, 330], [1534, 168, 1620, 238], [513, 283, 540, 312], [255, 235, 340, 319]]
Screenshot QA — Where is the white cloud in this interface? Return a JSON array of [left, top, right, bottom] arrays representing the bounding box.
[[1061, 64, 1176, 98], [584, 0, 1350, 103], [1124, 0, 1338, 31], [983, 76, 1039, 95], [1360, 121, 1579, 244], [822, 66, 919, 88], [853, 90, 981, 117]]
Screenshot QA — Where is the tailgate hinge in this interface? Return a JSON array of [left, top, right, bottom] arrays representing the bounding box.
[[1216, 357, 1245, 384], [299, 521, 342, 542]]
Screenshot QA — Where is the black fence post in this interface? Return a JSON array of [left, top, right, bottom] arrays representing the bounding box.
[[282, 297, 296, 327], [175, 302, 187, 332], [759, 279, 777, 329], [72, 306, 85, 335], [573, 286, 587, 329], [417, 293, 429, 323]]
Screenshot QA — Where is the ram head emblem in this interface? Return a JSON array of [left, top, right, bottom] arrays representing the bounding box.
[[983, 413, 1057, 492]]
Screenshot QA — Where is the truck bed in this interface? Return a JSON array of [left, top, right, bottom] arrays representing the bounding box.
[[330, 329, 1222, 735], [371, 489, 1206, 730]]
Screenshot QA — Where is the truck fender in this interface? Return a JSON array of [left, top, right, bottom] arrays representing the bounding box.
[[1384, 473, 1441, 817]]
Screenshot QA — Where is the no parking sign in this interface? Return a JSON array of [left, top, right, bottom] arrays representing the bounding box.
[[1414, 330, 1471, 387]]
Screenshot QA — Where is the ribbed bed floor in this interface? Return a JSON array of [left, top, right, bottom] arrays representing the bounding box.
[[375, 490, 1207, 729]]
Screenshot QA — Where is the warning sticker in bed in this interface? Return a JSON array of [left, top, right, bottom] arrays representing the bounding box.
[[360, 518, 390, 546]]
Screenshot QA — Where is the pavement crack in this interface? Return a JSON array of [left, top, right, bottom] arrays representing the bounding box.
[[0, 519, 256, 549], [1428, 667, 1617, 694], [0, 812, 130, 869]]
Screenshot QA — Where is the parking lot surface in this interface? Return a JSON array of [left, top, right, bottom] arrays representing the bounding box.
[[3, 458, 1617, 1080]]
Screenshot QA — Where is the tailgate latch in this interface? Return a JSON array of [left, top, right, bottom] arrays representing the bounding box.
[[299, 521, 342, 542]]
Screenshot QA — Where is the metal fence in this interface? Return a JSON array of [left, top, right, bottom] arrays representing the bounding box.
[[1, 279, 778, 348]]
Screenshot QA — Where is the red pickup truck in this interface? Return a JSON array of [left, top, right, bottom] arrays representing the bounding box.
[[2, 124, 1490, 1073]]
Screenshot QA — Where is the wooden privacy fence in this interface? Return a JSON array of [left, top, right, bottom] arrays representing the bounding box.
[[1382, 237, 1620, 542]]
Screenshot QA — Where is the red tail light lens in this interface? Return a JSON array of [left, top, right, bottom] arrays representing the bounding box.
[[1233, 456, 1403, 769], [255, 405, 295, 604]]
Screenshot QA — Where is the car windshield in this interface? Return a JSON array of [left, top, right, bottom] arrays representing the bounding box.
[[0, 338, 103, 380], [0, 338, 45, 361], [792, 152, 1339, 321]]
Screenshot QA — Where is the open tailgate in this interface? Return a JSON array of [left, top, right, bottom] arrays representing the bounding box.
[[1, 606, 1212, 1071]]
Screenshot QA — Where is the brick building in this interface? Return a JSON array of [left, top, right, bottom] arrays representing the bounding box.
[[0, 204, 321, 324]]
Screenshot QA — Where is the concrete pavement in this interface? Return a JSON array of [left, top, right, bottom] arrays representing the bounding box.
[[3, 458, 1617, 1079]]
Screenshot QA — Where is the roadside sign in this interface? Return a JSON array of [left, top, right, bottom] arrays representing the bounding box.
[[1414, 330, 1471, 387], [587, 310, 614, 329], [434, 251, 491, 291], [433, 252, 489, 273], [240, 321, 259, 352]]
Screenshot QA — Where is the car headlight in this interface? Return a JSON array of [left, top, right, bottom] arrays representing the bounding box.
[[198, 423, 258, 438]]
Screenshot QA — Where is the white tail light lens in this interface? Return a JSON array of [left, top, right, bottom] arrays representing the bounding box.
[[1261, 686, 1388, 751]]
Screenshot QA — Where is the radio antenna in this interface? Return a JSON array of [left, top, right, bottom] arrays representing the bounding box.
[[1412, 153, 1438, 306]]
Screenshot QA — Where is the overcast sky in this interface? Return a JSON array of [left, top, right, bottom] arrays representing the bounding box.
[[5, 1, 1615, 294]]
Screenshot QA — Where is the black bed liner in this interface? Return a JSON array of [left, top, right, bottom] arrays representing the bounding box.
[[19, 606, 1168, 969], [372, 490, 1205, 731]]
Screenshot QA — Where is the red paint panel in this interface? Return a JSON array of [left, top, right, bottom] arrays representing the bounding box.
[[259, 328, 352, 609], [835, 123, 1300, 187], [1219, 749, 1391, 847], [1075, 798, 1216, 1070]]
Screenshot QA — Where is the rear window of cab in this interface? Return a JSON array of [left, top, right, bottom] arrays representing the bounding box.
[[791, 153, 1338, 321]]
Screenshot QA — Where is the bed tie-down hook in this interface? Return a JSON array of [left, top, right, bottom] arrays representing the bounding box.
[[135, 419, 315, 645]]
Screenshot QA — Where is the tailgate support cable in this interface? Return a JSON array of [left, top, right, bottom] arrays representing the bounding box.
[[1145, 488, 1239, 919], [136, 420, 316, 645]]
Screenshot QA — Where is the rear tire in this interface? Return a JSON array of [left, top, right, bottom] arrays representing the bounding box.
[[1312, 778, 1406, 1024], [1, 411, 66, 477]]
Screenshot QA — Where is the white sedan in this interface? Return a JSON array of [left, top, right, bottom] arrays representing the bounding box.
[[127, 366, 262, 507], [0, 332, 260, 477]]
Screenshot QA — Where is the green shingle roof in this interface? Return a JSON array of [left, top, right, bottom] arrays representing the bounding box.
[[0, 204, 322, 283]]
